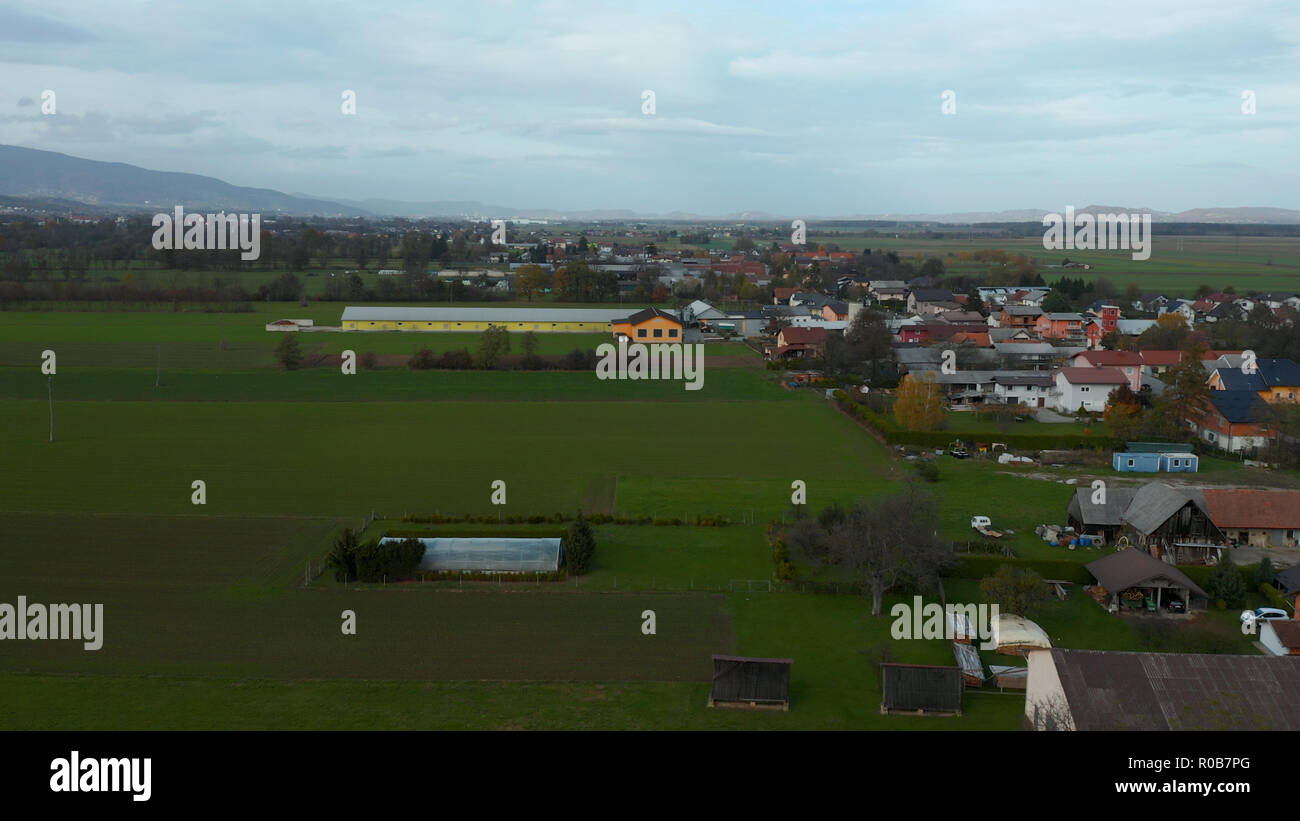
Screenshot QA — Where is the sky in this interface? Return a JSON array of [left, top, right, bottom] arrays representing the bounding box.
[[2, 0, 1300, 216]]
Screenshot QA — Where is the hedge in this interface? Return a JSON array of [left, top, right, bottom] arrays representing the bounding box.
[[833, 397, 1119, 451], [1178, 563, 1255, 591], [382, 526, 566, 540], [1259, 582, 1291, 611], [950, 556, 1094, 584]]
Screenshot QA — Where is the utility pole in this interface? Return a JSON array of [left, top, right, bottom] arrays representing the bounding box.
[[47, 376, 54, 442]]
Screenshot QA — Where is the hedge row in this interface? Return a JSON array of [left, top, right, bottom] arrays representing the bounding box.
[[1177, 563, 1255, 590], [950, 555, 1095, 583], [400, 512, 732, 526], [833, 395, 1119, 451], [383, 527, 566, 540]]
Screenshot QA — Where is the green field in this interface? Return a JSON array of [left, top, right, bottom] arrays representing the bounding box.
[[1, 307, 1031, 729]]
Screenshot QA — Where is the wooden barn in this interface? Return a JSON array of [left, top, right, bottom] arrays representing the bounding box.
[[880, 663, 964, 716], [708, 655, 792, 711]]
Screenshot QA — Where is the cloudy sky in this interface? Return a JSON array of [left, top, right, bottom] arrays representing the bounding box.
[[3, 0, 1299, 216]]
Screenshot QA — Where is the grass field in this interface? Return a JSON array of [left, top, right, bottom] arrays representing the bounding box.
[[4, 305, 1023, 730]]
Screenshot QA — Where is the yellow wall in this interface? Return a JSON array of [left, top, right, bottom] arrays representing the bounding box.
[[342, 319, 613, 332]]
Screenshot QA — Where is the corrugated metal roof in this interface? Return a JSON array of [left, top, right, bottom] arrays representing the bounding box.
[[342, 306, 634, 323], [1121, 483, 1206, 535], [1069, 485, 1137, 526], [1049, 649, 1300, 730]]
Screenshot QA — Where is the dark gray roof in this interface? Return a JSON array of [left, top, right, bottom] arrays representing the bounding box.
[[880, 664, 963, 713], [1048, 649, 1300, 730], [1121, 483, 1207, 536], [710, 655, 792, 704], [1213, 358, 1300, 391], [1274, 564, 1300, 595], [1069, 486, 1137, 527], [1084, 548, 1209, 599]]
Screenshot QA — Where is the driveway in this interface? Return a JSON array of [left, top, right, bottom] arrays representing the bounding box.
[[1033, 407, 1074, 423], [1229, 544, 1300, 569]]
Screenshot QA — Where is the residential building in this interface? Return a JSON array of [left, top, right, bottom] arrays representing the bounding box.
[[1054, 367, 1128, 413]]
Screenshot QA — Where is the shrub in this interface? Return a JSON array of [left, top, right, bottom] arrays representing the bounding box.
[[326, 528, 360, 582], [565, 513, 597, 575], [438, 348, 474, 369], [916, 461, 940, 482], [355, 537, 426, 583], [408, 348, 437, 370], [275, 334, 303, 370], [1254, 557, 1275, 586], [1205, 560, 1248, 607], [360, 351, 379, 370]]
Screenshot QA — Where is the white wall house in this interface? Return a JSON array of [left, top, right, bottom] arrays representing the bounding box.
[[1054, 367, 1127, 414]]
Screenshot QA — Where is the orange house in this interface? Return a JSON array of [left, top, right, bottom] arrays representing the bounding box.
[[612, 308, 683, 342]]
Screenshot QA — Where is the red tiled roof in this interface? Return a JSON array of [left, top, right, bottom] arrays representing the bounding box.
[[1059, 367, 1128, 385], [1271, 620, 1300, 650], [1079, 351, 1144, 367], [1202, 489, 1300, 530], [779, 327, 828, 344]]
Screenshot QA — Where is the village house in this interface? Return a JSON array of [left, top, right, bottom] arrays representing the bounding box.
[[1193, 390, 1274, 453], [907, 289, 959, 316], [996, 305, 1042, 332], [1034, 312, 1087, 343], [1208, 357, 1300, 402], [1068, 350, 1144, 392], [765, 326, 828, 360], [1200, 488, 1300, 548], [1053, 367, 1127, 413]]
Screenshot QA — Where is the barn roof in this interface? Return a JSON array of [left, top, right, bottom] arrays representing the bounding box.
[[1201, 488, 1300, 530], [1084, 548, 1208, 599], [710, 655, 792, 705], [880, 663, 964, 713], [342, 306, 634, 323], [1068, 485, 1137, 527], [1274, 564, 1300, 595], [1120, 483, 1206, 536], [1046, 648, 1300, 730]]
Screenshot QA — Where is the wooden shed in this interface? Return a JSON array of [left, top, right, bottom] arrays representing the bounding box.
[[880, 663, 964, 716], [708, 655, 792, 711]]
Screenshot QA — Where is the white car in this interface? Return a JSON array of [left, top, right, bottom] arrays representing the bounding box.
[[1240, 607, 1288, 624], [971, 516, 992, 530]]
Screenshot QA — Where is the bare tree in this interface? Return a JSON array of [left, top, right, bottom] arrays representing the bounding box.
[[827, 484, 952, 615]]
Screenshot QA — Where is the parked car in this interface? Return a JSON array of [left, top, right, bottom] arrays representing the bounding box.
[[1165, 595, 1185, 613], [1239, 607, 1288, 624]]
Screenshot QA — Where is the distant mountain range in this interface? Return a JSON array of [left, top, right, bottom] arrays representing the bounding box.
[[3, 144, 1300, 224], [0, 145, 370, 217]]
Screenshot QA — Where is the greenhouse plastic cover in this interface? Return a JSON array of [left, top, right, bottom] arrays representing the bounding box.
[[379, 537, 563, 572]]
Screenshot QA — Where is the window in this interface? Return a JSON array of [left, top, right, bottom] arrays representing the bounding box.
[[653, 328, 663, 338], [669, 329, 678, 337], [1081, 386, 1089, 392], [638, 329, 647, 338], [1127, 459, 1135, 467]]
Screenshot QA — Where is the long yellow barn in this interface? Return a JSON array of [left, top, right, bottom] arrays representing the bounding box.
[[340, 306, 644, 333]]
